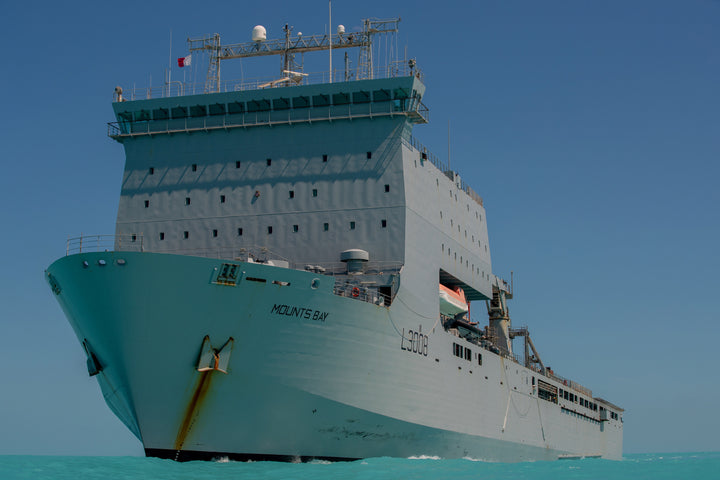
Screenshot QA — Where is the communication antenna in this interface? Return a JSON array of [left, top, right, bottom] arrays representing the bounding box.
[[185, 17, 400, 93]]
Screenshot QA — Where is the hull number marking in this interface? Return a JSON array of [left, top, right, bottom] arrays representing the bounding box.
[[401, 326, 428, 356]]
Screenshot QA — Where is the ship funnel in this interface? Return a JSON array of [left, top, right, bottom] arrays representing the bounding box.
[[340, 249, 369, 274]]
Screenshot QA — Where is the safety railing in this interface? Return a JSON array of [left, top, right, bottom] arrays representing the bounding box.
[[333, 283, 391, 306], [66, 234, 144, 255], [116, 63, 422, 102], [402, 134, 484, 207]]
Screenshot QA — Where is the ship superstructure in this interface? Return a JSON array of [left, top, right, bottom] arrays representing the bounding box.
[[47, 17, 623, 462]]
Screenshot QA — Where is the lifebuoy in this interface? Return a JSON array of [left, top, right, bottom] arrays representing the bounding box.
[[351, 287, 360, 297]]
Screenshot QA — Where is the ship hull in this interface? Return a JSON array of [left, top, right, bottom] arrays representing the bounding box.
[[46, 251, 622, 461]]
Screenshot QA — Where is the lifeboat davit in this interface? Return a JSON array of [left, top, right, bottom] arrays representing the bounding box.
[[439, 284, 468, 317]]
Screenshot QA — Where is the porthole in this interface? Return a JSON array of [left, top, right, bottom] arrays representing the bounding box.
[[97, 259, 107, 266], [82, 260, 89, 268], [311, 278, 320, 289], [116, 259, 126, 266]]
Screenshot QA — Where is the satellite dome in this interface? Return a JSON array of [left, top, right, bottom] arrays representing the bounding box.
[[337, 24, 345, 35], [252, 25, 267, 42]]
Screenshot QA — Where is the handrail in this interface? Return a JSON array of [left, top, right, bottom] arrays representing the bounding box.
[[66, 234, 144, 255], [402, 135, 484, 207], [116, 63, 422, 102]]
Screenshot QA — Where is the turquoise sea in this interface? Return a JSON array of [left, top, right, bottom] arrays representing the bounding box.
[[1, 452, 718, 480]]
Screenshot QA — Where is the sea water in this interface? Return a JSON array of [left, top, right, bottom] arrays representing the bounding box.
[[1, 452, 717, 480]]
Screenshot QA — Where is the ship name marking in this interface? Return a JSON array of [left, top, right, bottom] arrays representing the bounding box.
[[270, 304, 328, 322]]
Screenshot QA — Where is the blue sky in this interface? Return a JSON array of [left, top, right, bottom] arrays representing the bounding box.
[[1, 0, 718, 456]]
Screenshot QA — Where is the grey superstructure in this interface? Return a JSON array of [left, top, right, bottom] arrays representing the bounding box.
[[46, 18, 623, 462]]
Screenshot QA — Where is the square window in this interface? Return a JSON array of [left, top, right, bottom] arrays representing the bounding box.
[[323, 154, 328, 162], [312, 189, 318, 197], [212, 229, 218, 237], [183, 231, 189, 239], [266, 158, 272, 166], [149, 167, 154, 175], [159, 232, 165, 240], [384, 184, 390, 192], [323, 223, 329, 231], [144, 200, 149, 208], [185, 197, 191, 205], [220, 195, 226, 203], [237, 228, 243, 236], [350, 221, 356, 230], [268, 226, 273, 234], [381, 219, 387, 228], [236, 161, 241, 168], [367, 151, 372, 159], [289, 190, 295, 198], [293, 225, 299, 232], [192, 164, 197, 172]]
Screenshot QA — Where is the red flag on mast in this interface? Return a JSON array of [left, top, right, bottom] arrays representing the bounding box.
[[177, 55, 192, 67]]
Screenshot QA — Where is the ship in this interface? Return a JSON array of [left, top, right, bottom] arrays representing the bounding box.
[[46, 17, 623, 462]]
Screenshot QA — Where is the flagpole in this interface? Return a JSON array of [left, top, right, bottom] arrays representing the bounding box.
[[329, 0, 332, 83], [168, 29, 172, 96]]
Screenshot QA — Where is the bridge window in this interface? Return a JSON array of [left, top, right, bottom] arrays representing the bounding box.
[[312, 94, 329, 107], [332, 92, 350, 105], [159, 232, 165, 240], [273, 98, 290, 110], [212, 229, 218, 237], [228, 101, 244, 114], [352, 91, 370, 103], [153, 108, 169, 120], [209, 103, 225, 115], [171, 106, 187, 119], [293, 96, 310, 108], [190, 105, 206, 117]]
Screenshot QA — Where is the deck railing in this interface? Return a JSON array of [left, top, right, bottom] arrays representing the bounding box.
[[402, 135, 484, 207], [117, 63, 422, 102], [66, 234, 144, 255]]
